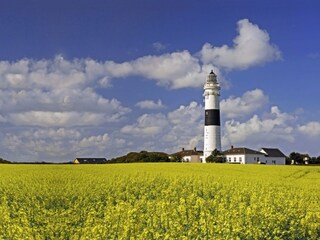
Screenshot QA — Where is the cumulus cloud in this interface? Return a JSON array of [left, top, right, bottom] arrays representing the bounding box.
[[0, 56, 132, 161], [298, 122, 320, 137], [199, 19, 281, 70], [0, 88, 128, 113], [221, 89, 268, 119], [168, 101, 202, 125], [135, 99, 165, 110], [0, 19, 280, 92], [1, 128, 114, 161], [79, 133, 110, 148], [0, 57, 98, 90], [98, 19, 279, 88], [117, 101, 204, 154], [105, 51, 209, 89], [9, 111, 110, 127], [121, 113, 168, 137], [32, 128, 82, 140], [0, 58, 130, 129], [3, 129, 80, 159], [165, 101, 204, 150], [222, 106, 295, 148], [0, 91, 130, 127]]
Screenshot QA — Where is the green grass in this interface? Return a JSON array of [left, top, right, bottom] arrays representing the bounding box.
[[0, 164, 319, 239]]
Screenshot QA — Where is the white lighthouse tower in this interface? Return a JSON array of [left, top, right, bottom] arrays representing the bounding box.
[[203, 70, 221, 162]]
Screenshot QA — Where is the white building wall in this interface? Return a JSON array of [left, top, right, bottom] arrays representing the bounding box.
[[226, 154, 245, 164], [264, 157, 286, 165], [182, 156, 191, 162], [225, 154, 266, 164], [244, 154, 265, 164]]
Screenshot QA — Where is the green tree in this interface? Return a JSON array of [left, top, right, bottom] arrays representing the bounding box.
[[206, 149, 225, 163], [108, 151, 170, 163], [0, 158, 11, 164], [289, 152, 303, 164]]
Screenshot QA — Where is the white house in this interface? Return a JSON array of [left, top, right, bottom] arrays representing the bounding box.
[[172, 148, 204, 163], [223, 147, 264, 164], [223, 146, 286, 165], [260, 148, 286, 165]]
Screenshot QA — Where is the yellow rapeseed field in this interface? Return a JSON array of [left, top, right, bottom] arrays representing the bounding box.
[[0, 163, 319, 239]]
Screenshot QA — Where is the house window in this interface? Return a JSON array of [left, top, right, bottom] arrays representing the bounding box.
[[257, 157, 259, 161], [239, 157, 242, 163], [234, 157, 236, 162], [228, 157, 231, 162]]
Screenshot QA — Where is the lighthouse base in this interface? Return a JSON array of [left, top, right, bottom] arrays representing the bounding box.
[[203, 125, 221, 163]]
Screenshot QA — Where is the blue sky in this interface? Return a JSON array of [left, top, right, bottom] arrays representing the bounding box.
[[0, 0, 319, 162]]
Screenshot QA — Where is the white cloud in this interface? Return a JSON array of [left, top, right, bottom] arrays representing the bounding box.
[[3, 130, 78, 159], [0, 19, 280, 92], [0, 88, 129, 114], [221, 89, 268, 119], [222, 106, 295, 148], [0, 88, 130, 128], [99, 19, 279, 88], [199, 19, 281, 70], [0, 56, 132, 161], [79, 133, 110, 148], [0, 59, 130, 127], [298, 122, 320, 137], [121, 113, 168, 137], [168, 101, 202, 125], [0, 56, 115, 91], [32, 128, 82, 140], [153, 42, 166, 51], [135, 99, 165, 110], [118, 101, 204, 153], [165, 101, 204, 150], [105, 51, 207, 89], [9, 111, 109, 127], [1, 129, 113, 161]]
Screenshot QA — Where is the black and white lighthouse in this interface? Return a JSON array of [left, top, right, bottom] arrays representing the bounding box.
[[203, 70, 221, 162]]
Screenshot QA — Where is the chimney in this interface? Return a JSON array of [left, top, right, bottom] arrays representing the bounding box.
[[182, 148, 185, 151], [193, 147, 197, 152], [231, 145, 234, 149]]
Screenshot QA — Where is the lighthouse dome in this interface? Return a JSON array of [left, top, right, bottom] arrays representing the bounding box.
[[207, 70, 217, 83]]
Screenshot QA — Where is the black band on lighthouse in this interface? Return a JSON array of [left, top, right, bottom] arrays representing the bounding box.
[[205, 109, 220, 126]]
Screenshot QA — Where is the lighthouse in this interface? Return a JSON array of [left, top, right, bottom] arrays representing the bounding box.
[[203, 70, 221, 162]]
